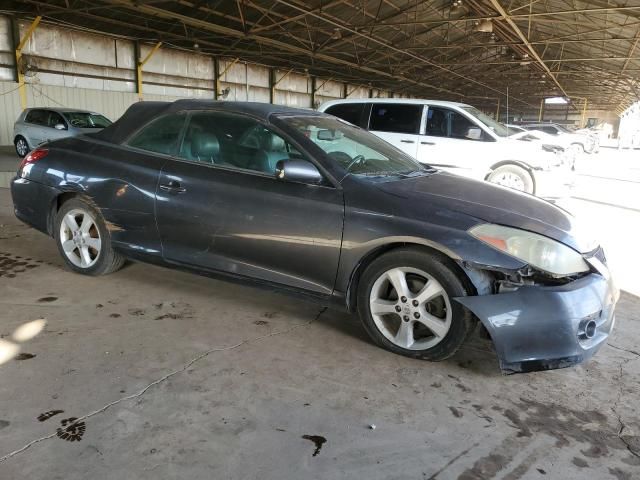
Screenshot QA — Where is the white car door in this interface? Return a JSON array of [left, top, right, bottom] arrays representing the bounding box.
[[416, 106, 494, 180], [368, 103, 422, 159]]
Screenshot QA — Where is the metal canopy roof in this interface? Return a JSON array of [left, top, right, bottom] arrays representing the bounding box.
[[6, 0, 640, 114]]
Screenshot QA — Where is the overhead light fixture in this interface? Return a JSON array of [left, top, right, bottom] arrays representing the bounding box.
[[475, 19, 493, 33], [544, 96, 570, 105], [332, 28, 342, 40]]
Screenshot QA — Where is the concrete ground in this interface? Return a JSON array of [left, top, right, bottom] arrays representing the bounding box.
[[0, 149, 639, 480]]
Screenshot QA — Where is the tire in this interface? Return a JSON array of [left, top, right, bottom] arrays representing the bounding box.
[[357, 247, 475, 361], [54, 197, 125, 276], [15, 136, 30, 158], [487, 164, 534, 194]]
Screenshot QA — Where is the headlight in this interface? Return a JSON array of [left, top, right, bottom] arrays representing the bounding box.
[[469, 224, 590, 276]]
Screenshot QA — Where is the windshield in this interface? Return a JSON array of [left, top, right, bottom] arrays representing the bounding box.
[[63, 112, 112, 129], [506, 126, 525, 135], [277, 115, 428, 178], [555, 124, 573, 133], [461, 105, 510, 137]]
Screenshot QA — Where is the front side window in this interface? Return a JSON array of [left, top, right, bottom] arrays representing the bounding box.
[[126, 113, 186, 155], [48, 112, 66, 129], [178, 112, 301, 174], [425, 107, 487, 141], [460, 105, 508, 137], [369, 103, 422, 134], [63, 112, 112, 129], [278, 115, 427, 178], [325, 103, 366, 127]]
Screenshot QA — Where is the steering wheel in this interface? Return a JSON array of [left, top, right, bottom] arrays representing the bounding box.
[[344, 154, 366, 173], [70, 119, 83, 127]]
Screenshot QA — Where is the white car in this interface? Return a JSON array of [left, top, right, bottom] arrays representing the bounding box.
[[318, 99, 573, 198], [506, 124, 577, 168], [521, 123, 599, 154]]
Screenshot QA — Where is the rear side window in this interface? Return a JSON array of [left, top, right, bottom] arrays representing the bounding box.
[[369, 103, 422, 134], [324, 103, 366, 127], [126, 113, 186, 155], [25, 109, 49, 126]]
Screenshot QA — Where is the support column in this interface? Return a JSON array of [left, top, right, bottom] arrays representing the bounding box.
[[310, 76, 316, 109], [269, 68, 275, 104], [213, 57, 219, 100], [14, 15, 41, 110], [217, 57, 239, 101], [538, 98, 545, 122], [271, 68, 293, 105], [136, 41, 162, 101]]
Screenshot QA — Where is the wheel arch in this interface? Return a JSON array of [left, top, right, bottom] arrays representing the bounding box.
[[47, 189, 89, 236], [485, 160, 536, 194], [345, 241, 478, 313]]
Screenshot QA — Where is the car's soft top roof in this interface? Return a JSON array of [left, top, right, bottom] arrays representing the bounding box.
[[93, 100, 322, 144]]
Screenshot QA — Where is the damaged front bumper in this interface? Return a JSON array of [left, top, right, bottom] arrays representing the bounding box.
[[455, 268, 619, 373]]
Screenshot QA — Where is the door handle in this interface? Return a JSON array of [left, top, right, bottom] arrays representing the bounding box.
[[159, 181, 186, 193], [400, 139, 415, 144], [421, 141, 435, 145]]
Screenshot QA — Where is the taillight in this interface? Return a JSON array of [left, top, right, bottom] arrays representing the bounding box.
[[18, 148, 48, 176]]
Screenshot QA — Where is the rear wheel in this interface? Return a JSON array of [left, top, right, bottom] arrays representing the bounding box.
[[54, 198, 125, 276], [15, 136, 29, 158], [357, 248, 475, 361], [487, 164, 534, 194]]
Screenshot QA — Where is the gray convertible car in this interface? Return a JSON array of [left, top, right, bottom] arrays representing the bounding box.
[[10, 100, 618, 372]]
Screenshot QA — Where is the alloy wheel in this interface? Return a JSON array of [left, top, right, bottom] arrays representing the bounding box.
[[16, 138, 28, 157], [493, 172, 525, 191], [369, 267, 452, 350], [59, 208, 102, 268]]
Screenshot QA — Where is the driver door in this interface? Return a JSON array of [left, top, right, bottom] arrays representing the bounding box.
[[155, 111, 344, 295], [417, 106, 492, 178], [367, 103, 422, 159]]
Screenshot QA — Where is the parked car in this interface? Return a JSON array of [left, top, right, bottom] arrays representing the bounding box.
[[14, 107, 112, 157], [11, 100, 618, 373], [521, 122, 599, 154], [318, 99, 573, 198], [506, 125, 578, 169]]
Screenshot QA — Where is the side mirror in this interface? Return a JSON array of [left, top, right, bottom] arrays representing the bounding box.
[[54, 123, 67, 130], [466, 127, 482, 141], [275, 159, 323, 185]]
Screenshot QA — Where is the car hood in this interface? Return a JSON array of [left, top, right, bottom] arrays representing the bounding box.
[[376, 171, 596, 253]]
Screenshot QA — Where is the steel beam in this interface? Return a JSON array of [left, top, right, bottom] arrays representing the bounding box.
[[136, 41, 162, 101], [15, 15, 41, 109]]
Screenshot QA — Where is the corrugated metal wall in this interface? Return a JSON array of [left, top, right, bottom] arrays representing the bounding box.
[[0, 82, 184, 145], [0, 15, 397, 146]]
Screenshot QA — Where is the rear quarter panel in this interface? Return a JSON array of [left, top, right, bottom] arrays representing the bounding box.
[[32, 136, 166, 256]]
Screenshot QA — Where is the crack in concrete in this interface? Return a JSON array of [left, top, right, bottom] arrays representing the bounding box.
[[609, 342, 640, 460], [0, 307, 327, 464], [608, 343, 640, 358], [426, 442, 480, 479]]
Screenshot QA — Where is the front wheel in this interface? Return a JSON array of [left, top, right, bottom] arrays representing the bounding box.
[[54, 198, 125, 276], [357, 248, 475, 361], [487, 164, 534, 194]]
